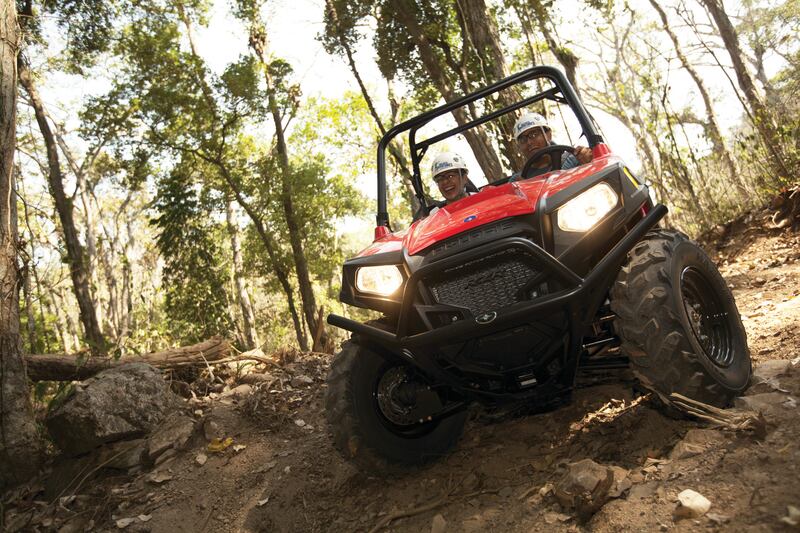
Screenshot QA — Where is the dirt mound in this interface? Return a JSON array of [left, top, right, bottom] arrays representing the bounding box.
[[3, 208, 800, 532]]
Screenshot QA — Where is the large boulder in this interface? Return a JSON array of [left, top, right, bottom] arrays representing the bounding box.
[[46, 363, 179, 456]]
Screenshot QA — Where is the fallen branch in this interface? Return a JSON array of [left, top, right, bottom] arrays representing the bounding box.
[[24, 336, 230, 381], [669, 393, 768, 439]]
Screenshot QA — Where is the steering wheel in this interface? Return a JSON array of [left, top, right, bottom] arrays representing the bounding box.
[[519, 144, 576, 180]]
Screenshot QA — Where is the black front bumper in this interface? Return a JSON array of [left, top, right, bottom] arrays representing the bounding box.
[[329, 204, 667, 399]]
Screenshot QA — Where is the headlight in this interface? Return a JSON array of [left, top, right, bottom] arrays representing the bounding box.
[[355, 265, 403, 296], [557, 182, 618, 232]]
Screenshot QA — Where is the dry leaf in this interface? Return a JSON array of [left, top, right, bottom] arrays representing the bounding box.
[[208, 437, 234, 453]]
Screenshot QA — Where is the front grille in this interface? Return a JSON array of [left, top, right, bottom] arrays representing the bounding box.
[[427, 247, 539, 316]]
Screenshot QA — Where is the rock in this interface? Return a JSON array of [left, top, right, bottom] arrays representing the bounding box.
[[147, 471, 173, 484], [154, 447, 177, 466], [169, 380, 192, 398], [290, 375, 314, 387], [45, 363, 178, 456], [669, 429, 724, 460], [554, 459, 614, 519], [147, 413, 195, 461], [674, 489, 711, 519], [543, 511, 571, 524], [116, 517, 137, 529], [239, 373, 275, 385], [99, 438, 147, 470], [219, 384, 252, 400], [608, 466, 632, 498], [735, 392, 797, 413], [706, 512, 729, 524], [430, 513, 447, 533], [780, 505, 800, 527], [747, 360, 793, 394], [203, 419, 221, 441], [195, 453, 208, 466], [628, 481, 659, 500]]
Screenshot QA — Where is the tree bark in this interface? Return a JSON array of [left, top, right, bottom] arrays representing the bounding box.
[[699, 0, 789, 180], [324, 0, 421, 214], [456, 0, 523, 170], [217, 163, 307, 351], [25, 336, 230, 382], [50, 288, 73, 353], [17, 62, 106, 354], [249, 25, 323, 346], [0, 0, 43, 487], [226, 199, 259, 350], [529, 0, 581, 96], [648, 0, 745, 197], [175, 5, 307, 350], [392, 0, 504, 182]]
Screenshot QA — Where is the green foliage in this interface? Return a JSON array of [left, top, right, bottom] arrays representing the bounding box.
[[151, 166, 233, 343]]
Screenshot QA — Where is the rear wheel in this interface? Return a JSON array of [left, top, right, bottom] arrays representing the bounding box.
[[325, 341, 467, 471], [610, 229, 751, 407]]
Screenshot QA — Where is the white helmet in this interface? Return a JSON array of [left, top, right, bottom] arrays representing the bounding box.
[[430, 152, 468, 179], [513, 112, 550, 140]]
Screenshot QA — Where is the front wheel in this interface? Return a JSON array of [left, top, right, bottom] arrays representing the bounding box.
[[325, 341, 467, 471], [610, 229, 751, 407]]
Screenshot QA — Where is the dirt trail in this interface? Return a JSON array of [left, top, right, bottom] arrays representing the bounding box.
[[5, 212, 800, 533]]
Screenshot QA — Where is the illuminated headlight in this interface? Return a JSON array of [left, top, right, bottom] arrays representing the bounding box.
[[557, 183, 618, 232], [355, 265, 403, 296]]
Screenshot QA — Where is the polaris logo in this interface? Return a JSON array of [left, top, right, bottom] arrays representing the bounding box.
[[475, 311, 497, 324]]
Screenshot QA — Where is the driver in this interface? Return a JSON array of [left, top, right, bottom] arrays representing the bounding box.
[[511, 111, 593, 181]]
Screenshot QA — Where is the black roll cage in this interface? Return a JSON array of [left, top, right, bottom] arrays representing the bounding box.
[[376, 66, 604, 227]]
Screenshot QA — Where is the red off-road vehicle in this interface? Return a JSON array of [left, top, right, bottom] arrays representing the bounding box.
[[325, 66, 751, 469]]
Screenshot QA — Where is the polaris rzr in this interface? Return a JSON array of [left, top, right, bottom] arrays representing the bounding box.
[[325, 66, 751, 469]]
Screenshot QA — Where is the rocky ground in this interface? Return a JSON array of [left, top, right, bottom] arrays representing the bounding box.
[[2, 203, 800, 533]]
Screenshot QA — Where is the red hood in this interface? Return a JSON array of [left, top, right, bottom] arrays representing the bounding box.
[[357, 154, 623, 258], [403, 180, 547, 255]]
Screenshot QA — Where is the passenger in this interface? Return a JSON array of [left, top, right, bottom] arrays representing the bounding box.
[[430, 152, 474, 210], [511, 111, 592, 181]]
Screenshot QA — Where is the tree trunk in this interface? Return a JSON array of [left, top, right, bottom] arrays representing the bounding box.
[[226, 199, 259, 350], [0, 0, 43, 487], [648, 0, 745, 197], [17, 62, 106, 354], [249, 26, 323, 347], [25, 336, 230, 382], [529, 0, 581, 96], [699, 0, 789, 180], [176, 4, 307, 350], [218, 164, 307, 350], [393, 0, 504, 182], [324, 0, 421, 214], [456, 0, 523, 170], [49, 289, 73, 353], [54, 127, 102, 327]]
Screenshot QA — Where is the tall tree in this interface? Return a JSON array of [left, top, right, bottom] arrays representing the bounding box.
[[16, 1, 107, 353], [456, 0, 523, 169], [17, 63, 107, 353], [246, 18, 324, 344], [0, 0, 43, 487], [648, 0, 746, 197], [226, 199, 259, 350], [322, 0, 422, 214], [699, 0, 790, 180], [389, 0, 505, 180]]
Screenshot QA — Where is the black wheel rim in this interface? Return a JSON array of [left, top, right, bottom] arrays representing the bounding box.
[[373, 365, 436, 436], [680, 266, 735, 367]]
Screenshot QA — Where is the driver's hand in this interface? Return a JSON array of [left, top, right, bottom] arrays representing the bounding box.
[[574, 146, 592, 164]]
